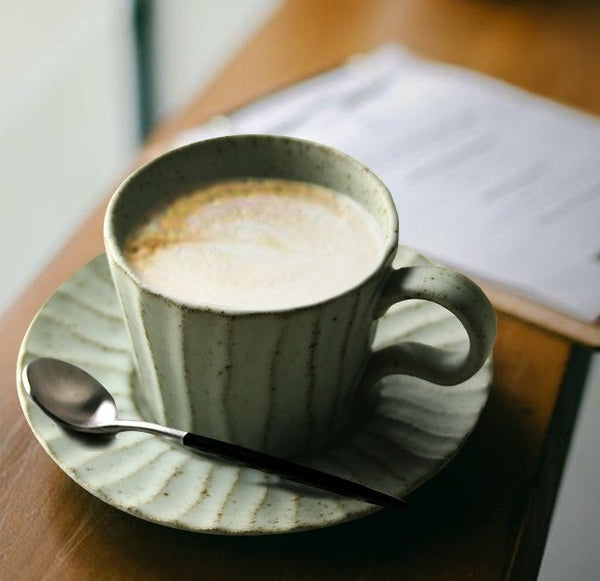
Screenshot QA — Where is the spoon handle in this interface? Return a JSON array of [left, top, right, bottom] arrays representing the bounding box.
[[182, 432, 406, 510]]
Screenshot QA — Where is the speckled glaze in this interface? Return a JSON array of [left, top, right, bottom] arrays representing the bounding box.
[[16, 250, 493, 535], [104, 135, 496, 458]]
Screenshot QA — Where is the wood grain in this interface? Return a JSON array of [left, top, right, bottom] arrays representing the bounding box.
[[1, 0, 597, 579]]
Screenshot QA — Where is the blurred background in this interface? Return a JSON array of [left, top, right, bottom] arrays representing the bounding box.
[[0, 0, 281, 315]]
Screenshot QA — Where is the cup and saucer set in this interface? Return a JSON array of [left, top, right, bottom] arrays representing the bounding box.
[[17, 136, 495, 535]]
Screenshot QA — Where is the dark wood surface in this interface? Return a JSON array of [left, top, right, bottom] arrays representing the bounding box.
[[1, 1, 598, 579]]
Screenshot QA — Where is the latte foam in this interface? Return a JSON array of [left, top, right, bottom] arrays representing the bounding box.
[[124, 179, 384, 310]]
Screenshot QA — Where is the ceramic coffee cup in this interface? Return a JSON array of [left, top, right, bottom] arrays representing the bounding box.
[[104, 135, 496, 457]]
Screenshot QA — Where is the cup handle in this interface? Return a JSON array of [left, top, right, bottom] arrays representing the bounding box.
[[366, 265, 497, 385]]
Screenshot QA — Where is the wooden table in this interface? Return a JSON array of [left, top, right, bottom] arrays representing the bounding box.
[[1, 1, 598, 579]]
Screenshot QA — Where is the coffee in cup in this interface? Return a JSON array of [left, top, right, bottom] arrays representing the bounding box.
[[123, 178, 385, 310]]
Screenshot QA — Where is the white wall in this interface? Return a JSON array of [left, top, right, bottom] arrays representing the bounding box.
[[0, 1, 139, 315]]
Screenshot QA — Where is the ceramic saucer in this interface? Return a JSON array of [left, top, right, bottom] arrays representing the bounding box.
[[17, 248, 492, 535]]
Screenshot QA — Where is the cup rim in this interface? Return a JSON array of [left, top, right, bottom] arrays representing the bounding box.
[[104, 134, 399, 316]]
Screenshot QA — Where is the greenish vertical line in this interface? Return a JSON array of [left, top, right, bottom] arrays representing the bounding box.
[[132, 0, 154, 140]]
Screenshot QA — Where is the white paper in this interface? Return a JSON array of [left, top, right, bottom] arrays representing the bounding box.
[[178, 45, 600, 322]]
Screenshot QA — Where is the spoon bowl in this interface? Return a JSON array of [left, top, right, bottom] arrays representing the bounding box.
[[25, 358, 118, 430]]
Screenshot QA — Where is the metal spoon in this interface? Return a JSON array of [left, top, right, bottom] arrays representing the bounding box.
[[22, 357, 406, 510]]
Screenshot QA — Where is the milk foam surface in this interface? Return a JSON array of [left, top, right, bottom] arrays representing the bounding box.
[[124, 179, 384, 310]]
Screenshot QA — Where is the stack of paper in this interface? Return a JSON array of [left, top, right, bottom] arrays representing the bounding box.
[[179, 45, 600, 323]]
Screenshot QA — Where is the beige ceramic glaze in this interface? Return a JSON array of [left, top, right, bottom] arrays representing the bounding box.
[[104, 135, 496, 457], [17, 251, 493, 535]]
